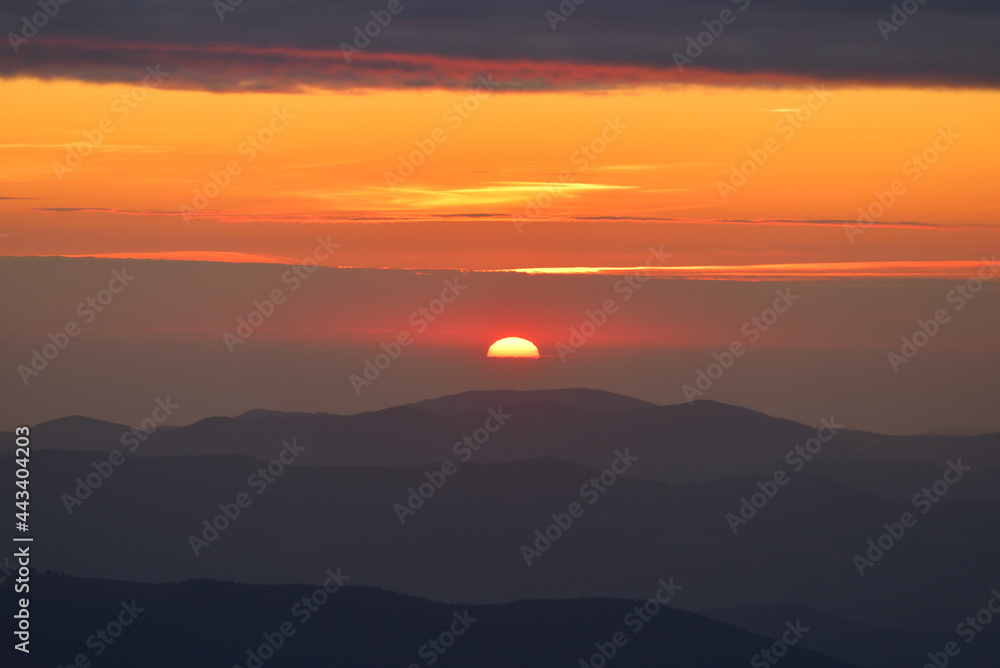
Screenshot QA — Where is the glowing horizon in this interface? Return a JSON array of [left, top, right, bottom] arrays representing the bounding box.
[[1, 79, 998, 275]]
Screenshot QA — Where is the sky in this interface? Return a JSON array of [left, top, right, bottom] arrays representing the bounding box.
[[1, 0, 998, 434]]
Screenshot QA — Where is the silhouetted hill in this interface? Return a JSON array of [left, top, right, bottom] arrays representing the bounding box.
[[9, 391, 998, 491], [5, 390, 999, 666], [410, 387, 658, 415], [21, 415, 136, 452], [5, 572, 863, 667], [700, 604, 1000, 668], [10, 451, 999, 635]]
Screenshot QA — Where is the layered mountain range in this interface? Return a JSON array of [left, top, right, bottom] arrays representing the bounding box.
[[6, 389, 998, 667]]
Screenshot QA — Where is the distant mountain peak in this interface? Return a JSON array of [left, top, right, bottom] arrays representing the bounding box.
[[35, 415, 128, 430], [409, 387, 658, 417], [234, 408, 322, 420]]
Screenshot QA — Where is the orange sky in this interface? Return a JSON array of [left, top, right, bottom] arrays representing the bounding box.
[[1, 78, 998, 274]]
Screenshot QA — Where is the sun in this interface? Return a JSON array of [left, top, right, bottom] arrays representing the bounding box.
[[487, 337, 540, 359]]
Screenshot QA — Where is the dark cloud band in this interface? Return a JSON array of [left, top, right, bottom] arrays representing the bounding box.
[[2, 0, 998, 90]]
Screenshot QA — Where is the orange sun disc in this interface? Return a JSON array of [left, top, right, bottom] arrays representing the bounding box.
[[486, 337, 540, 359]]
